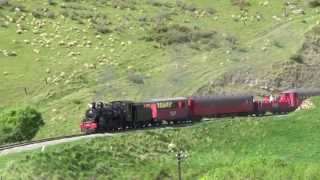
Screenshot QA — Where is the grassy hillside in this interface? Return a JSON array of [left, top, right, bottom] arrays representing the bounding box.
[[1, 0, 320, 139], [1, 97, 320, 179]]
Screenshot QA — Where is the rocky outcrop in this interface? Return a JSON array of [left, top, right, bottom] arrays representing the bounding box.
[[197, 25, 320, 96]]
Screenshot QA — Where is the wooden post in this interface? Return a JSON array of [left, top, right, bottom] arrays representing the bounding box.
[[177, 151, 182, 180], [24, 87, 28, 96]]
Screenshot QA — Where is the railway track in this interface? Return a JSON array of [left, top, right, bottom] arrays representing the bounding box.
[[0, 114, 287, 155], [0, 122, 196, 154], [0, 134, 86, 152]]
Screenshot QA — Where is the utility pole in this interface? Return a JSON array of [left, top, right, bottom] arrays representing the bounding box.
[[176, 150, 187, 180], [177, 151, 182, 180]]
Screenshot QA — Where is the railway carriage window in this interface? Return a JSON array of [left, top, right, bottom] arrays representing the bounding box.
[[171, 102, 178, 108], [158, 102, 172, 109], [156, 101, 187, 109]]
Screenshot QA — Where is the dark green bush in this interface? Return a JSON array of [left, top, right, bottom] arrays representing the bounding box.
[[48, 0, 57, 6], [308, 0, 320, 7], [0, 106, 44, 144], [290, 54, 304, 64], [147, 0, 163, 7], [96, 24, 112, 34], [146, 23, 216, 46], [32, 9, 43, 18], [272, 40, 284, 48], [32, 8, 56, 19]]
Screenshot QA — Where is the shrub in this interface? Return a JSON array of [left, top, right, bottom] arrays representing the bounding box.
[[147, 0, 163, 7], [128, 72, 144, 84], [111, 0, 137, 10], [63, 0, 79, 2], [146, 23, 216, 47], [0, 106, 44, 144], [290, 54, 304, 64], [96, 24, 112, 34], [60, 10, 69, 17], [231, 0, 250, 9], [46, 11, 56, 19], [308, 0, 320, 7], [72, 99, 82, 105], [32, 8, 56, 19], [153, 11, 175, 22], [183, 4, 198, 12], [48, 0, 57, 6], [272, 40, 284, 48], [0, 21, 9, 28], [32, 9, 44, 18]]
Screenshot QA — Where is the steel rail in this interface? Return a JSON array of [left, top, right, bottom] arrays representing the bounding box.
[[0, 134, 85, 151], [0, 114, 287, 152]]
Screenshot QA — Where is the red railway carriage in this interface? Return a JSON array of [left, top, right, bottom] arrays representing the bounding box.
[[143, 97, 189, 122], [80, 88, 320, 133], [189, 95, 255, 118], [255, 91, 299, 114], [282, 89, 320, 102]]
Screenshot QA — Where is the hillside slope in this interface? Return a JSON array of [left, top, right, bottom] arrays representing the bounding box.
[[0, 0, 320, 138], [1, 97, 320, 179]]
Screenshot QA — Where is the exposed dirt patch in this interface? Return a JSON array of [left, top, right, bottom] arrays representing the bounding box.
[[296, 99, 315, 111]]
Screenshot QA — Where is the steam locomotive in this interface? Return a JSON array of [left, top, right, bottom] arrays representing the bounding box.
[[80, 89, 320, 133]]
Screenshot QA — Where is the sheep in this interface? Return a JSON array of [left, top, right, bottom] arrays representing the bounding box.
[[16, 29, 23, 34], [60, 72, 65, 78], [260, 1, 269, 6], [261, 46, 267, 51], [272, 15, 281, 21], [24, 39, 30, 44], [8, 51, 17, 56], [58, 40, 65, 46], [33, 49, 40, 54], [67, 51, 76, 57]]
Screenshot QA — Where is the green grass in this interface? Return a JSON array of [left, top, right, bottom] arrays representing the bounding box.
[[0, 0, 320, 139], [1, 97, 320, 179]]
